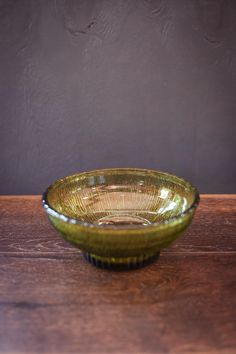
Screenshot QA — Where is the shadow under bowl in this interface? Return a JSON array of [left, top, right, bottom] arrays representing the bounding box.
[[42, 168, 199, 270]]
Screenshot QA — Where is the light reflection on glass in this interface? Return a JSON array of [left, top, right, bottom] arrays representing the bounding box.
[[158, 201, 177, 214], [182, 197, 187, 212], [159, 188, 169, 199]]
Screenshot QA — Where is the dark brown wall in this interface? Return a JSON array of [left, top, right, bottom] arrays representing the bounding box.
[[0, 0, 236, 194]]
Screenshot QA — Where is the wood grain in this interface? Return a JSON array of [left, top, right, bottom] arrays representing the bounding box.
[[1, 195, 236, 256], [0, 195, 236, 353]]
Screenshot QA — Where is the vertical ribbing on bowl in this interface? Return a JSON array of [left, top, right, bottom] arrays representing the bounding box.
[[83, 252, 160, 270]]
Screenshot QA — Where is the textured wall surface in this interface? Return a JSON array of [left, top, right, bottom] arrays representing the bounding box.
[[0, 0, 236, 194]]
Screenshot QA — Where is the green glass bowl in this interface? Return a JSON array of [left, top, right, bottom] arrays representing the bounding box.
[[42, 168, 199, 270]]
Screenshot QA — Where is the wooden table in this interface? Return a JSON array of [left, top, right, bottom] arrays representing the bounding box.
[[0, 195, 235, 354]]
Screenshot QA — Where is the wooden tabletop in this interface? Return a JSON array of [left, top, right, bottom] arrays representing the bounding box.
[[0, 195, 236, 354]]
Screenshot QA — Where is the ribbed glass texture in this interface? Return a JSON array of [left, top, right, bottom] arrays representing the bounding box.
[[43, 168, 199, 269]]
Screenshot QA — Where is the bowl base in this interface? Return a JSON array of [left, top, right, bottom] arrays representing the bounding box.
[[97, 214, 151, 226], [83, 252, 160, 270]]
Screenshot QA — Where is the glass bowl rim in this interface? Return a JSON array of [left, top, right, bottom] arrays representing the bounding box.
[[42, 168, 200, 230]]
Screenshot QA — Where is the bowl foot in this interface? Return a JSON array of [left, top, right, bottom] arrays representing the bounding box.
[[83, 252, 160, 270]]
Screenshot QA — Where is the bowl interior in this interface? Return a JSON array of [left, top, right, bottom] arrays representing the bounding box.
[[46, 169, 198, 227]]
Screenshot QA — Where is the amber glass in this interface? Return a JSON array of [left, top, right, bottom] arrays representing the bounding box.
[[42, 168, 199, 269]]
